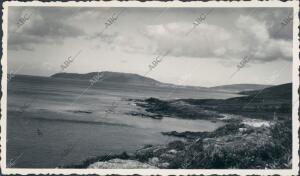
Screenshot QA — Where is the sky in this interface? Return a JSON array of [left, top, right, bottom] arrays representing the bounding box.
[[7, 7, 293, 87]]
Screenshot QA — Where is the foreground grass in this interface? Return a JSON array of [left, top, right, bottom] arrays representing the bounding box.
[[64, 119, 291, 169], [133, 120, 292, 169]]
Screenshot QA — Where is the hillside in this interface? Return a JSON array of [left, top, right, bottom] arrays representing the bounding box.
[[50, 72, 271, 93], [130, 83, 292, 121], [50, 71, 161, 85], [239, 83, 292, 98], [184, 83, 292, 120]]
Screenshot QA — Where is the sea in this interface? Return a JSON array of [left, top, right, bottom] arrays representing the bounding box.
[[6, 75, 240, 168]]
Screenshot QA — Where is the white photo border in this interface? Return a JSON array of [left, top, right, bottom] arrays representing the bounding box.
[[1, 0, 299, 175]]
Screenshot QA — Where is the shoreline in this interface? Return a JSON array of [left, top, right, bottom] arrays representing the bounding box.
[[63, 83, 292, 169], [64, 119, 291, 169]]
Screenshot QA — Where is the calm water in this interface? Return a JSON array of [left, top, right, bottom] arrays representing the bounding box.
[[7, 75, 239, 168]]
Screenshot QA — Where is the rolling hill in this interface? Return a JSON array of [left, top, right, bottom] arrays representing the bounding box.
[[50, 71, 161, 86], [50, 72, 270, 93]]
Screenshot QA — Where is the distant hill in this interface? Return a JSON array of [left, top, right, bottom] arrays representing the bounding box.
[[210, 84, 271, 93], [50, 72, 274, 94], [50, 72, 210, 90], [219, 83, 293, 119], [181, 83, 292, 120], [239, 83, 292, 99], [50, 71, 161, 85]]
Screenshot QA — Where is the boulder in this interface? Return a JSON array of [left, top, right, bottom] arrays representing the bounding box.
[[148, 157, 160, 166], [88, 159, 157, 169], [158, 162, 170, 168], [167, 149, 178, 155]]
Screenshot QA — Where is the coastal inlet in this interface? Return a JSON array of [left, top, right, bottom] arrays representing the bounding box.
[[7, 72, 292, 169]]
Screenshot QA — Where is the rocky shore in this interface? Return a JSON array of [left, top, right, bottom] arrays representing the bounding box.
[[127, 83, 292, 122], [126, 97, 224, 120], [65, 83, 292, 169], [65, 119, 291, 169], [133, 120, 291, 169]]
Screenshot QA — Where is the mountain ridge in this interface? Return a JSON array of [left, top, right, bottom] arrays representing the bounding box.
[[50, 71, 161, 86], [50, 72, 275, 93]]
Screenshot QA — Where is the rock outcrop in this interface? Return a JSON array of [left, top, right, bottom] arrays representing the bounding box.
[[88, 159, 157, 169]]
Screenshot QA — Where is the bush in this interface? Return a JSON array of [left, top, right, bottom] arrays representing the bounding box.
[[179, 120, 292, 169]]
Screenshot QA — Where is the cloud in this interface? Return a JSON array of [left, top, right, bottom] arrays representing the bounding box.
[[255, 9, 293, 41], [137, 14, 292, 63], [234, 15, 292, 63], [8, 7, 85, 51], [88, 31, 151, 55], [140, 22, 231, 57], [8, 6, 292, 65]]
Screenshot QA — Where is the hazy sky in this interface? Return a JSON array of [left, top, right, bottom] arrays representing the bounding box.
[[7, 7, 293, 87]]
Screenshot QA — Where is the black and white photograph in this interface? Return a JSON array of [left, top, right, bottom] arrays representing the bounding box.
[[1, 1, 299, 175]]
